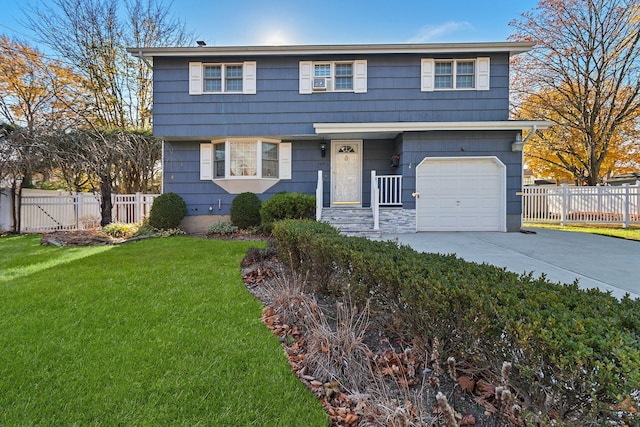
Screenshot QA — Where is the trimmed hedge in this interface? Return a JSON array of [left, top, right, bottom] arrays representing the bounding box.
[[272, 219, 640, 422], [260, 192, 315, 233]]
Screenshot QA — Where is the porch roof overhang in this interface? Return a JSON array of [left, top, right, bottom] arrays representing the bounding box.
[[313, 120, 551, 138]]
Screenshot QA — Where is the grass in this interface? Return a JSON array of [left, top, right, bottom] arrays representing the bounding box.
[[0, 235, 328, 426], [524, 222, 640, 241]]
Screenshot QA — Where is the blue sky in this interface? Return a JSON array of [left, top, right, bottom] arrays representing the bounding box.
[[0, 0, 540, 47]]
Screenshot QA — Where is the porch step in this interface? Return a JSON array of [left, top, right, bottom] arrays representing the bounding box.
[[320, 208, 381, 238]]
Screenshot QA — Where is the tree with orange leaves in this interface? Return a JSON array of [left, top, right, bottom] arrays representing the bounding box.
[[510, 0, 640, 185]]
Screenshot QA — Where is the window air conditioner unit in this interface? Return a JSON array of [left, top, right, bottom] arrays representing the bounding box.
[[312, 77, 329, 91]]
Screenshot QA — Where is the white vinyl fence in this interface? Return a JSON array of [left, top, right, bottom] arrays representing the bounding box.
[[19, 191, 158, 233], [522, 183, 640, 228]]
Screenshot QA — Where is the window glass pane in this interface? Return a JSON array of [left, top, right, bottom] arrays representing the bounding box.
[[204, 66, 221, 78], [335, 63, 352, 76], [226, 65, 243, 78], [214, 143, 225, 178], [456, 61, 474, 75], [262, 142, 278, 177], [226, 78, 243, 92], [456, 61, 474, 88], [435, 62, 452, 75], [434, 75, 452, 88], [203, 65, 222, 92], [456, 75, 474, 88], [230, 141, 257, 176], [204, 79, 222, 92], [314, 64, 331, 77]]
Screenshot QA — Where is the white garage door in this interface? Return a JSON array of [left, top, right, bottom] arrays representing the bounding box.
[[415, 157, 506, 232]]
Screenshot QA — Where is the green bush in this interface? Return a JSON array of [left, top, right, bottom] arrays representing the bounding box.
[[260, 192, 316, 233], [272, 219, 640, 423], [147, 193, 187, 230], [207, 221, 239, 235], [102, 222, 141, 238], [230, 192, 262, 229]]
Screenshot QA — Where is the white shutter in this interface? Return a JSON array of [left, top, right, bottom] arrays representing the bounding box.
[[189, 62, 203, 95], [421, 58, 435, 92], [279, 143, 292, 179], [299, 61, 312, 94], [476, 57, 490, 91], [243, 61, 256, 94], [200, 143, 213, 180], [353, 60, 367, 93]]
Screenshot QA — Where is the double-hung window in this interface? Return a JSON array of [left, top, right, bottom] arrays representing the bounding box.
[[300, 60, 367, 93], [434, 60, 475, 89], [189, 61, 256, 95], [421, 57, 490, 92], [203, 64, 243, 93]]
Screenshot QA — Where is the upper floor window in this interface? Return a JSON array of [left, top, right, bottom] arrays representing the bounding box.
[[300, 60, 367, 94], [434, 60, 476, 89], [203, 64, 244, 93], [189, 61, 256, 95], [422, 57, 490, 92]]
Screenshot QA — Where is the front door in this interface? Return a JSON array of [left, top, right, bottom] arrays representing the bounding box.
[[331, 140, 362, 206]]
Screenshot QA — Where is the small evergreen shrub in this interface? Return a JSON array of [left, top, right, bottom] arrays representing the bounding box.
[[230, 192, 262, 229], [260, 192, 316, 233], [147, 192, 187, 230]]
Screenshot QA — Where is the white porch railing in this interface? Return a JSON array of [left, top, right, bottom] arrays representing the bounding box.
[[20, 192, 159, 232], [521, 183, 640, 228], [316, 170, 323, 221], [376, 175, 403, 206], [371, 171, 380, 230]]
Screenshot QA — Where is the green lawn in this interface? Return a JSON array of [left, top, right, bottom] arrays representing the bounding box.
[[524, 223, 640, 241], [0, 235, 327, 426]]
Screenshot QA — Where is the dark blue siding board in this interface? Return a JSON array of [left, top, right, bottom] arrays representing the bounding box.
[[152, 52, 513, 138]]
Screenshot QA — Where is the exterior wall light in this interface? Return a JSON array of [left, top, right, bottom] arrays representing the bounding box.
[[320, 142, 326, 157]]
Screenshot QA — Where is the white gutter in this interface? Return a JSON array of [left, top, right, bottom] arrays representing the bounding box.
[[127, 41, 535, 58], [314, 121, 551, 135]]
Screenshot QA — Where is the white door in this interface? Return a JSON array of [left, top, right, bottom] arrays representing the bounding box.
[[415, 157, 506, 231], [331, 140, 362, 206]]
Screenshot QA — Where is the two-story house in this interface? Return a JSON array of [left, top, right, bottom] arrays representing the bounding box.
[[128, 42, 549, 234]]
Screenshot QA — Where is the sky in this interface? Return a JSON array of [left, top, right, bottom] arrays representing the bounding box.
[[0, 0, 541, 49]]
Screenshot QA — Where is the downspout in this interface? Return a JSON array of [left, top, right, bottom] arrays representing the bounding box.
[[138, 50, 153, 69]]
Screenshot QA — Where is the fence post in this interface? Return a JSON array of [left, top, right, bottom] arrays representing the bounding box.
[[135, 192, 142, 223], [76, 192, 82, 230], [623, 184, 630, 229], [561, 184, 568, 226]]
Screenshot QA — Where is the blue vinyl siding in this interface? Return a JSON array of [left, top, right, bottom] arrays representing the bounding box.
[[152, 53, 511, 139]]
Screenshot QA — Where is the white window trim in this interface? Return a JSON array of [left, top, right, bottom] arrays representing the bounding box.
[[200, 139, 291, 194], [299, 60, 367, 94], [189, 61, 256, 95], [421, 57, 490, 92]]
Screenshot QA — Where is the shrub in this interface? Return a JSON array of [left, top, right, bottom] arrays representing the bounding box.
[[272, 219, 640, 423], [102, 222, 140, 238], [230, 192, 262, 229], [260, 192, 316, 233], [207, 221, 239, 235], [147, 193, 187, 230]]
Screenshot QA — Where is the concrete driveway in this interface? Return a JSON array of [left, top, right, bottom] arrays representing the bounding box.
[[379, 228, 639, 300]]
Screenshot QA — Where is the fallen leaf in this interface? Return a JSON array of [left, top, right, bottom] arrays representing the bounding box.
[[460, 414, 476, 425], [458, 375, 476, 393], [344, 413, 358, 424]]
